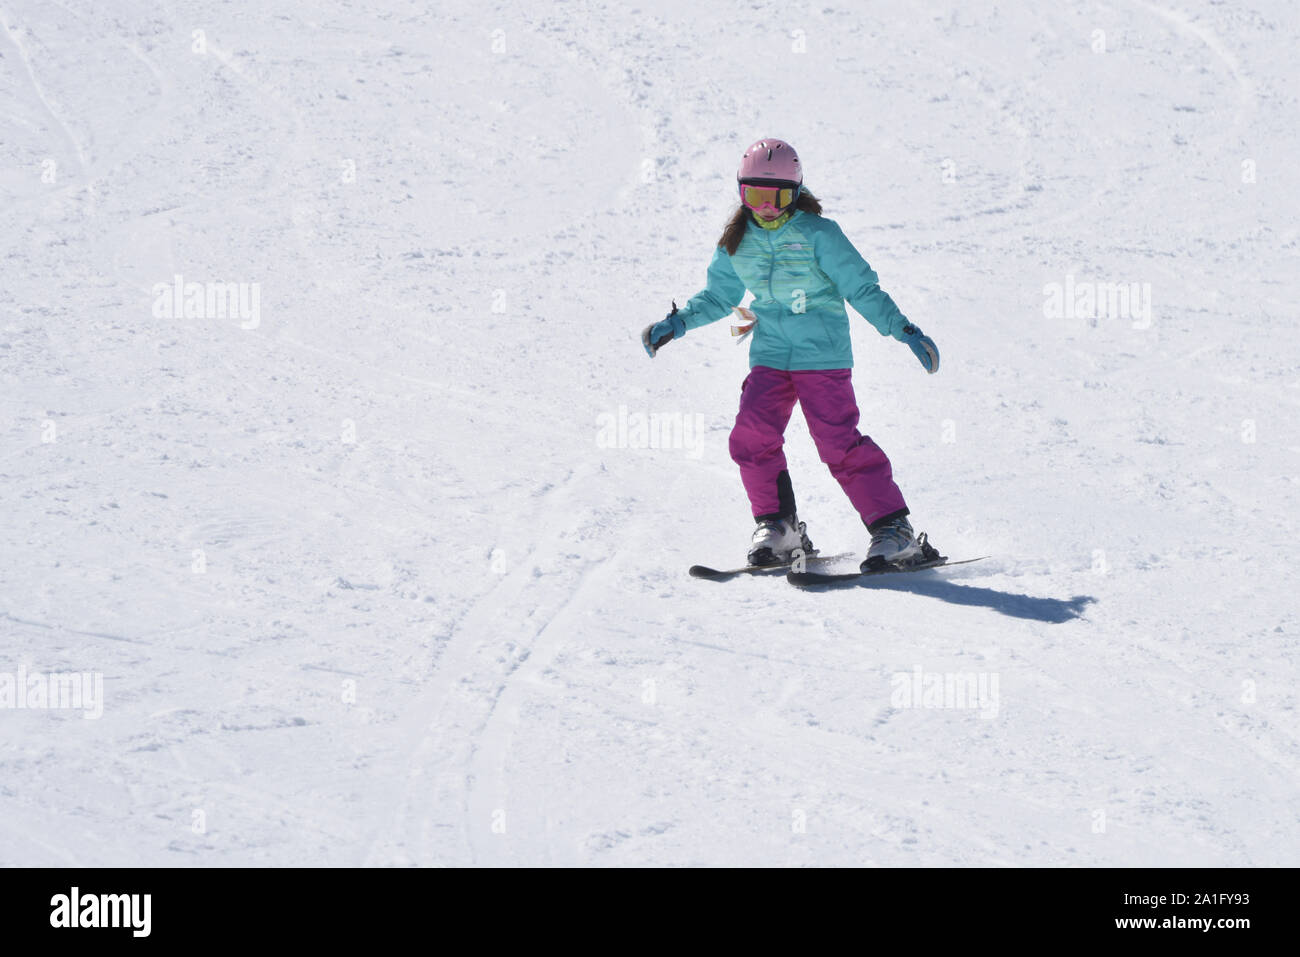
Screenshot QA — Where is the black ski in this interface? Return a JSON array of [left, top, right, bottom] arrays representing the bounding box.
[[786, 554, 988, 586], [689, 550, 855, 581], [786, 532, 986, 585]]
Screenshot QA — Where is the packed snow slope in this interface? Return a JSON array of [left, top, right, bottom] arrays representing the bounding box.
[[2, 0, 1298, 866]]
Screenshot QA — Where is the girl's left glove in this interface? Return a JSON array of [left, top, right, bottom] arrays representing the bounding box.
[[900, 323, 940, 374], [642, 303, 686, 358]]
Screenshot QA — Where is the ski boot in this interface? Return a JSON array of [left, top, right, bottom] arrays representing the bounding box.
[[748, 513, 814, 567], [862, 514, 927, 572]]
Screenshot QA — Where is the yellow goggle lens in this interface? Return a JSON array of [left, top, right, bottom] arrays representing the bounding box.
[[742, 185, 794, 208]]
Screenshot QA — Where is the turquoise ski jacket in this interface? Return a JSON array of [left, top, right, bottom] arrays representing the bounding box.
[[675, 210, 910, 370]]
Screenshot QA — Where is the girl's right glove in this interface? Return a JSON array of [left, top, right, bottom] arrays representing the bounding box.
[[900, 323, 940, 374], [642, 302, 686, 358]]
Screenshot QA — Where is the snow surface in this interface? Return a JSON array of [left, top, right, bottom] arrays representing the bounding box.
[[2, 0, 1299, 866]]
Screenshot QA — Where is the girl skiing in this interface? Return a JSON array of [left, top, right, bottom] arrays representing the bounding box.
[[642, 138, 941, 571]]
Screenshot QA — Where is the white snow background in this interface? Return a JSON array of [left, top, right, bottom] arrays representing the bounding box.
[[2, 0, 1298, 866]]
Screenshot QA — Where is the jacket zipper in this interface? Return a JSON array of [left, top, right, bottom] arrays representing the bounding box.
[[766, 227, 783, 365], [758, 229, 768, 300]]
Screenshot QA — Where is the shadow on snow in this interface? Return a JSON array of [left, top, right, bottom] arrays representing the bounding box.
[[833, 574, 1095, 624]]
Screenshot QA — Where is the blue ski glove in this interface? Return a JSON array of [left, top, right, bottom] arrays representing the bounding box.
[[900, 323, 939, 374], [642, 302, 686, 357]]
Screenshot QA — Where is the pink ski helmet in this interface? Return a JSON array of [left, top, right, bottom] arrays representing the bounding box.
[[737, 138, 802, 215], [738, 138, 802, 184]]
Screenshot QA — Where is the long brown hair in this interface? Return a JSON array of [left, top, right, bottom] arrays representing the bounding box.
[[718, 189, 822, 255]]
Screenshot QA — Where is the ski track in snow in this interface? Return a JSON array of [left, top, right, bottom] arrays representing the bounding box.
[[2, 0, 1299, 866]]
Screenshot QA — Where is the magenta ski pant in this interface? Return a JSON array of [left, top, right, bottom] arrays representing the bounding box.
[[729, 365, 907, 527]]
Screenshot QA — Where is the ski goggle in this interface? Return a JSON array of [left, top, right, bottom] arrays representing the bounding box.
[[739, 181, 799, 211]]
